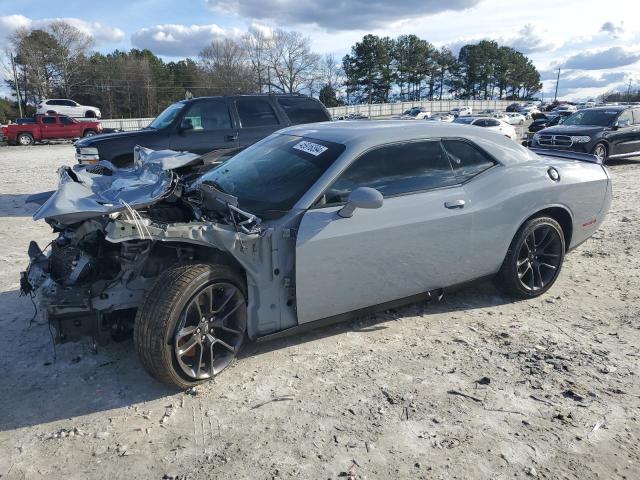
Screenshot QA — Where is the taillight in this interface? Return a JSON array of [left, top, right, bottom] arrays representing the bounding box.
[[37, 104, 42, 109]]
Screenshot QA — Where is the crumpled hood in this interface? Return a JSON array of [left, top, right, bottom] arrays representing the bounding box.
[[32, 147, 200, 224]]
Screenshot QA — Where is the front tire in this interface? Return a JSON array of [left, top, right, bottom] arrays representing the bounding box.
[[85, 110, 96, 118], [591, 142, 608, 164], [494, 216, 565, 299], [17, 133, 34, 146], [134, 263, 247, 389]]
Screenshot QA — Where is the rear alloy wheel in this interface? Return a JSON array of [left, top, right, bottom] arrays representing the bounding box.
[[134, 263, 247, 389], [592, 143, 607, 164], [17, 133, 34, 146], [494, 216, 565, 299]]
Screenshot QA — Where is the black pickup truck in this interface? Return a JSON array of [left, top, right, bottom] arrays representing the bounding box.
[[75, 94, 331, 166]]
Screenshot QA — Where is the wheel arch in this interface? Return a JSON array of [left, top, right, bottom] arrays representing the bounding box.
[[522, 206, 573, 252]]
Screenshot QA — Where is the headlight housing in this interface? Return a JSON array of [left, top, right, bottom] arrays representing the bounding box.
[[75, 147, 100, 164], [570, 136, 591, 143]]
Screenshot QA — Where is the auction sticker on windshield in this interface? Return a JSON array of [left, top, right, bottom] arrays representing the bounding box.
[[293, 141, 328, 156]]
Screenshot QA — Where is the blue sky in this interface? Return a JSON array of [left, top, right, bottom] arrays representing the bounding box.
[[2, 0, 640, 100]]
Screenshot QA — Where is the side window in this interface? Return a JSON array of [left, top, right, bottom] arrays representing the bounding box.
[[47, 100, 61, 106], [277, 97, 330, 125], [473, 119, 486, 127], [324, 141, 456, 204], [62, 100, 77, 107], [442, 139, 495, 183], [60, 116, 74, 125], [183, 100, 231, 130], [42, 117, 57, 124], [236, 99, 279, 127], [486, 119, 500, 127], [618, 110, 633, 126]]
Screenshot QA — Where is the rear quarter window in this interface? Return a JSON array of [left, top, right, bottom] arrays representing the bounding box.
[[442, 139, 495, 183], [277, 97, 329, 125]]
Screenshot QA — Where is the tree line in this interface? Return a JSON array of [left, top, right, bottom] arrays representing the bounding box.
[[2, 21, 542, 122]]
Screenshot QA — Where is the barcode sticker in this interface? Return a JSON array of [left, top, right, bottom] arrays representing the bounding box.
[[293, 141, 328, 156]]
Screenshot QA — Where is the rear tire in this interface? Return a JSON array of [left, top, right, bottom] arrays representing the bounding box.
[[494, 216, 565, 299], [17, 133, 34, 146], [134, 263, 247, 389], [83, 129, 97, 137]]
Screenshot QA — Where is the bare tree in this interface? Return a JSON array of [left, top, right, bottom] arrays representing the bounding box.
[[199, 39, 257, 94], [242, 27, 270, 93], [266, 30, 320, 94], [48, 21, 94, 97], [320, 53, 342, 89]]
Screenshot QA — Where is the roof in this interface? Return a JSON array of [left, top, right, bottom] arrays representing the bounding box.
[[279, 120, 536, 165]]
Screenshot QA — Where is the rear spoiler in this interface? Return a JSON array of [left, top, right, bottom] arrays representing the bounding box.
[[530, 147, 602, 165]]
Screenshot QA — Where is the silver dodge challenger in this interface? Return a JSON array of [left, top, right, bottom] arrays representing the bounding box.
[[22, 121, 612, 388]]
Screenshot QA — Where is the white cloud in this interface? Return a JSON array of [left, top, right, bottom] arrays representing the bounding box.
[[131, 24, 243, 56], [0, 15, 125, 44], [206, 0, 482, 30], [444, 24, 556, 56]]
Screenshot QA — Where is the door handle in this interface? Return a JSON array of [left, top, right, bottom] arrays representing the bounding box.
[[225, 134, 238, 142], [444, 199, 466, 209]]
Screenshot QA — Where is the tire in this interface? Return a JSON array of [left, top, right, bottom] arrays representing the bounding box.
[[83, 129, 97, 137], [591, 142, 608, 164], [17, 133, 34, 146], [46, 110, 56, 115], [494, 216, 565, 299], [85, 110, 96, 118], [134, 263, 247, 389]]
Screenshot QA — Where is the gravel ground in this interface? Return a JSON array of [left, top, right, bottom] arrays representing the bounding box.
[[0, 144, 639, 480]]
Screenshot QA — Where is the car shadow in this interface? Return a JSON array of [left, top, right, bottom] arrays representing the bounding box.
[[239, 279, 511, 359], [0, 289, 171, 432], [606, 157, 640, 166], [0, 280, 510, 432], [0, 194, 41, 217]]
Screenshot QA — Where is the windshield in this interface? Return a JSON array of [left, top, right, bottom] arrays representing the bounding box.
[[562, 110, 618, 127], [148, 102, 185, 129], [196, 134, 346, 217], [454, 117, 475, 124]]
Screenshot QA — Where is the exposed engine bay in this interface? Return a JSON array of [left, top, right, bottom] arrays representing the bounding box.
[[21, 147, 269, 346]]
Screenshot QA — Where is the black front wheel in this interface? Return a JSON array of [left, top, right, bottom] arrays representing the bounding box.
[[494, 216, 565, 299], [134, 263, 247, 389]]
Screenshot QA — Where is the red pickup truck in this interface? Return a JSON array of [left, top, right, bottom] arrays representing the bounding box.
[[2, 115, 102, 146]]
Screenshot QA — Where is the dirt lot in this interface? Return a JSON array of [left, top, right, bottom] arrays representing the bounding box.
[[0, 144, 638, 480]]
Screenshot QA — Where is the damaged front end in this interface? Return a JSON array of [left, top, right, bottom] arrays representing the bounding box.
[[21, 147, 263, 345]]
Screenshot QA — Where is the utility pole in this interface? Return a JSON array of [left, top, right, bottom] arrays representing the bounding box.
[[554, 68, 561, 102], [627, 79, 632, 102], [10, 53, 24, 117]]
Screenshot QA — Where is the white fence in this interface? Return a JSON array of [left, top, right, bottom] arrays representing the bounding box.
[[327, 100, 515, 118], [99, 100, 516, 131]]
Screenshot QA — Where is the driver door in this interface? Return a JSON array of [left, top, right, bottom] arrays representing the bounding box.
[[294, 140, 472, 324], [171, 99, 239, 155]]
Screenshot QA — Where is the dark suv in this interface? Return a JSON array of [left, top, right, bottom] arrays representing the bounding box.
[[75, 94, 331, 166], [530, 105, 640, 163]]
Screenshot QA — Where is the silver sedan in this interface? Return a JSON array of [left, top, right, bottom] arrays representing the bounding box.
[[24, 121, 612, 388]]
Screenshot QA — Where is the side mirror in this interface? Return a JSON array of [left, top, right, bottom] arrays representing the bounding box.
[[179, 118, 193, 132], [338, 187, 383, 218], [614, 118, 630, 129]]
